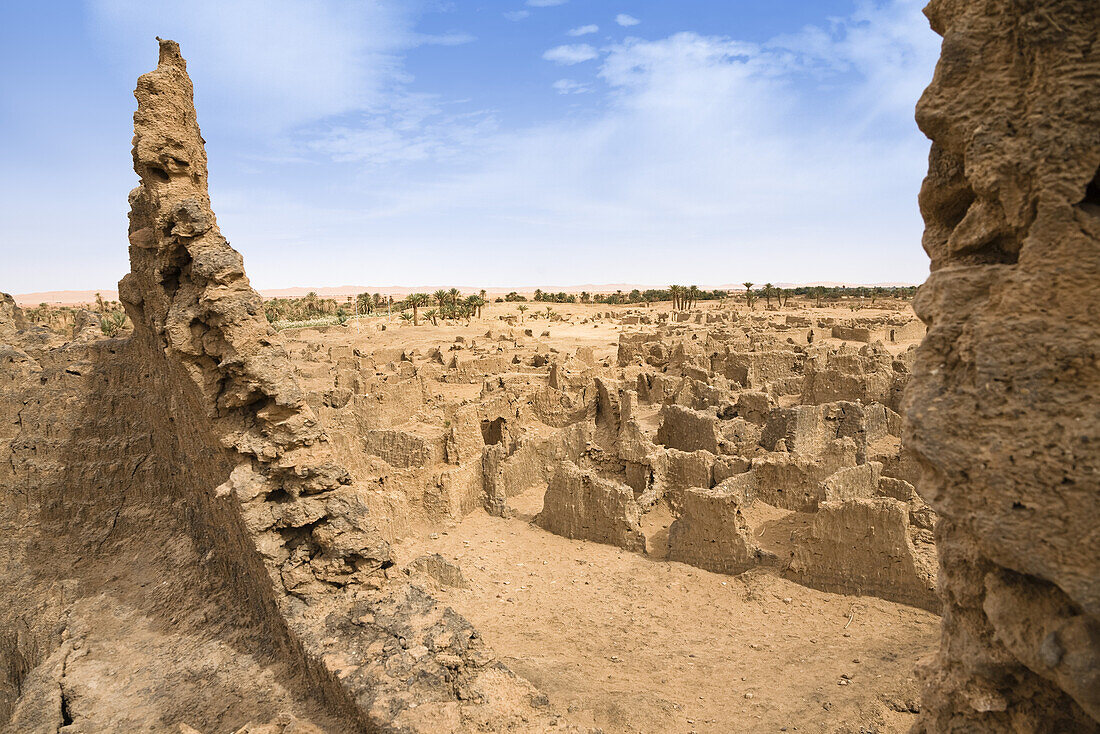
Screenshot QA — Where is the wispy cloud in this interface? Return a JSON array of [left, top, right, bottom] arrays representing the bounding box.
[[86, 0, 433, 132], [527, 0, 567, 6], [615, 13, 640, 27], [542, 43, 598, 65], [552, 79, 592, 94], [306, 95, 498, 167], [416, 31, 476, 46], [567, 24, 599, 36], [291, 0, 939, 286], [503, 10, 530, 21]]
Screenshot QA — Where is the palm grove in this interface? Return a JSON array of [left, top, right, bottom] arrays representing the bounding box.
[[260, 284, 915, 329]]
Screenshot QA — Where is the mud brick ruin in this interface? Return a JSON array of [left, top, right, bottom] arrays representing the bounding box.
[[2, 0, 1097, 730]]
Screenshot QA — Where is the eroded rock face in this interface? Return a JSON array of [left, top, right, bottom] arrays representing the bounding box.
[[0, 295, 26, 339], [906, 1, 1100, 729]]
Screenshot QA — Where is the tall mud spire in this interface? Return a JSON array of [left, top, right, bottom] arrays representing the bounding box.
[[120, 38, 319, 453], [116, 38, 562, 733]]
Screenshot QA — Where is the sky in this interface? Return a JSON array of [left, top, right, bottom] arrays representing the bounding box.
[[0, 0, 941, 294]]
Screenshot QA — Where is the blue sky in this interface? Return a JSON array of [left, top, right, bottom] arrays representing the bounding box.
[[0, 0, 940, 293]]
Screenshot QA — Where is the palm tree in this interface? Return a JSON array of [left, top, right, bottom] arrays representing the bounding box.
[[100, 310, 128, 337], [743, 282, 755, 310], [517, 304, 528, 322], [425, 308, 439, 326], [432, 289, 449, 319], [669, 285, 682, 310], [764, 283, 774, 309], [356, 292, 373, 314], [813, 286, 825, 307], [688, 285, 700, 310], [468, 294, 486, 318], [448, 287, 461, 312], [479, 289, 487, 311], [405, 293, 428, 325]]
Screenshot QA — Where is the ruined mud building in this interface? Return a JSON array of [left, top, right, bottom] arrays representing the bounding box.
[[2, 0, 1099, 730]]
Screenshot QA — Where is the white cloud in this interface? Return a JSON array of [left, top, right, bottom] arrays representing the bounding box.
[[552, 79, 592, 94], [527, 0, 567, 6], [567, 24, 599, 36], [615, 13, 640, 27], [86, 0, 438, 132], [292, 0, 939, 286], [542, 43, 598, 65], [503, 10, 530, 21]]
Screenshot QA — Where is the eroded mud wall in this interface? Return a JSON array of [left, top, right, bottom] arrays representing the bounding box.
[[906, 0, 1100, 729], [0, 323, 362, 732], [3, 39, 557, 733]]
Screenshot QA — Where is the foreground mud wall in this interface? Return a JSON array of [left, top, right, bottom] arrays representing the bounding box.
[[1, 40, 558, 733], [906, 0, 1100, 730]]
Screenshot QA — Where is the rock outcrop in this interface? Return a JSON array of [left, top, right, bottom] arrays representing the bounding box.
[[907, 1, 1100, 730]]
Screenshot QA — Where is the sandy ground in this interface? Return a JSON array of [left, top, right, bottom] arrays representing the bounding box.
[[393, 486, 938, 734]]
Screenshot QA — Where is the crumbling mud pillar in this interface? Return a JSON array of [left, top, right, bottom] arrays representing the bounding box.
[[113, 38, 559, 732], [905, 1, 1100, 730]]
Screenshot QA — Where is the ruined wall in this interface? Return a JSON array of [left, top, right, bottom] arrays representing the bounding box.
[[906, 0, 1100, 729], [788, 498, 939, 613], [667, 484, 761, 574], [535, 461, 646, 552]]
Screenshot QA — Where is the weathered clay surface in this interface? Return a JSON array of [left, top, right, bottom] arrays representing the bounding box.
[[906, 0, 1100, 729], [667, 483, 768, 574]]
